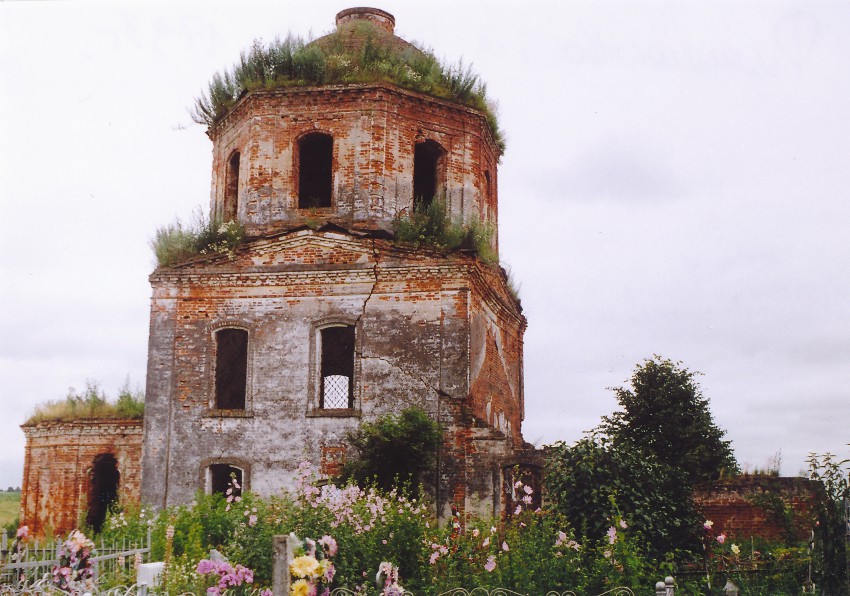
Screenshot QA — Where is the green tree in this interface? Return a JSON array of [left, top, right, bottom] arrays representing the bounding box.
[[807, 452, 849, 594], [341, 407, 443, 494], [545, 433, 700, 557], [603, 355, 737, 484]]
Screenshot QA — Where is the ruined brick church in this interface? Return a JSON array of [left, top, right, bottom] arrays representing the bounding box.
[[20, 7, 540, 534]]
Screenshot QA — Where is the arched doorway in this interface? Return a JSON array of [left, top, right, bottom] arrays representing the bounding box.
[[87, 453, 120, 532]]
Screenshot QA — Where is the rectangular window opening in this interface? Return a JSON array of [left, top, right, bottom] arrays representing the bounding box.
[[298, 133, 333, 209], [209, 464, 243, 496], [320, 326, 355, 409], [215, 328, 248, 410]]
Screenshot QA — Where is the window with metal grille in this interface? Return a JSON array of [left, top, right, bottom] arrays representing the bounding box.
[[320, 325, 355, 409], [298, 133, 333, 208], [214, 328, 248, 410]]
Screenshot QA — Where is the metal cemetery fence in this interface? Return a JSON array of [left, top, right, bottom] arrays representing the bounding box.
[[0, 529, 151, 589]]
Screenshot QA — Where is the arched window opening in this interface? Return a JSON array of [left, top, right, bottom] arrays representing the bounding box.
[[223, 151, 240, 221], [214, 328, 248, 410], [298, 133, 333, 209], [320, 325, 355, 409], [413, 140, 445, 213], [208, 464, 243, 496], [87, 453, 119, 533]]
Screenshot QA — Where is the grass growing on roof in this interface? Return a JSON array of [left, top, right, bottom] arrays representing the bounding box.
[[191, 26, 504, 154], [26, 380, 144, 423]]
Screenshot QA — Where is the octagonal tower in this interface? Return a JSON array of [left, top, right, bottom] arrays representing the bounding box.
[[208, 8, 500, 248], [141, 8, 538, 521]]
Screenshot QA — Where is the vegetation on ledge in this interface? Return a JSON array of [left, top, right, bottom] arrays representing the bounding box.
[[151, 210, 244, 268], [392, 200, 497, 264], [26, 380, 144, 424], [191, 25, 504, 154]]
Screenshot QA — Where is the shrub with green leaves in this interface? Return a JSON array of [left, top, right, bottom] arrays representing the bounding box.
[[151, 210, 244, 267], [392, 200, 497, 263], [340, 407, 442, 495]]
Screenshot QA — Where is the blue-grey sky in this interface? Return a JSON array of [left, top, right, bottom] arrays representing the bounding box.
[[1, 0, 849, 489]]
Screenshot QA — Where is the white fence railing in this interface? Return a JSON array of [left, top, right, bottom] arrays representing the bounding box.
[[0, 530, 151, 588]]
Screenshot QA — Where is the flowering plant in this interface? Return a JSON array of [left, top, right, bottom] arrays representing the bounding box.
[[289, 533, 337, 596], [51, 530, 95, 593], [376, 561, 406, 595], [196, 557, 267, 596]]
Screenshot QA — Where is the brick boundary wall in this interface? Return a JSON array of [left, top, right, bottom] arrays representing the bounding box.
[[693, 476, 822, 542], [20, 419, 143, 536]]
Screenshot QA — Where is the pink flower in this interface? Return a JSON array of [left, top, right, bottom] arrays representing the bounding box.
[[523, 485, 533, 495], [703, 520, 714, 530], [248, 515, 258, 526], [429, 551, 440, 565], [482, 537, 490, 548], [522, 495, 532, 505], [484, 556, 497, 573], [16, 526, 29, 540], [716, 533, 726, 544], [619, 520, 627, 529], [501, 541, 509, 552], [472, 528, 480, 537], [319, 535, 338, 556], [606, 527, 617, 544], [514, 504, 522, 515]]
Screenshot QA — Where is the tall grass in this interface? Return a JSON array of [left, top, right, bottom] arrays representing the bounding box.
[[26, 379, 144, 424], [151, 209, 245, 268], [393, 200, 497, 264], [191, 24, 504, 154]]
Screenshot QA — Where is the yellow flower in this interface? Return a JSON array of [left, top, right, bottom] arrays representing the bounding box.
[[290, 555, 320, 578], [731, 544, 740, 555], [290, 579, 309, 596]]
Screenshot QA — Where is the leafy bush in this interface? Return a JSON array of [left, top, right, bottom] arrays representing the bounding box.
[[545, 433, 701, 558], [807, 452, 849, 594], [151, 210, 244, 267], [392, 200, 497, 263], [26, 379, 144, 423], [191, 25, 504, 154], [340, 407, 443, 494]]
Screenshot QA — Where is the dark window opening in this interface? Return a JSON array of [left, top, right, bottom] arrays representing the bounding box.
[[298, 133, 333, 209], [413, 140, 444, 212], [215, 328, 248, 410], [86, 453, 119, 533], [224, 151, 240, 221], [320, 326, 355, 409], [484, 170, 492, 204], [209, 464, 243, 496]]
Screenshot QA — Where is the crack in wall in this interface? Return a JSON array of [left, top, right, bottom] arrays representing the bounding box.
[[355, 238, 380, 326], [360, 353, 451, 400]]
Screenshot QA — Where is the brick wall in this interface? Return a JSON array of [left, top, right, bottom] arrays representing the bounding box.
[[141, 231, 529, 519], [693, 476, 821, 542], [20, 419, 143, 536], [208, 85, 500, 250]]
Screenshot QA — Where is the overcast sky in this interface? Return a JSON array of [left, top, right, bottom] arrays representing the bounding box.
[[1, 0, 848, 489]]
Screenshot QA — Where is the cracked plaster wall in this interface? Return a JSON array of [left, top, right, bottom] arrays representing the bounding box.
[[140, 233, 526, 518]]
